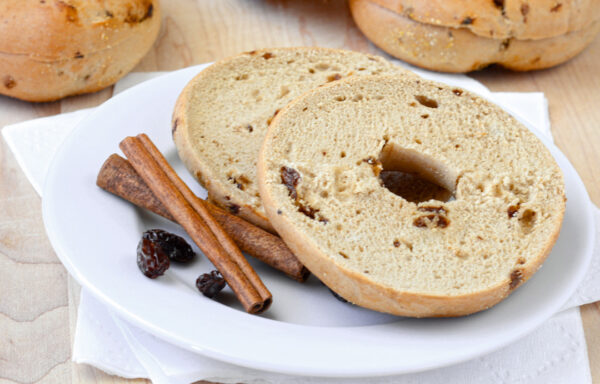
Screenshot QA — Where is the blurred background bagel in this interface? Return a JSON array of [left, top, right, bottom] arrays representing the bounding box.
[[0, 0, 161, 102], [350, 0, 600, 72]]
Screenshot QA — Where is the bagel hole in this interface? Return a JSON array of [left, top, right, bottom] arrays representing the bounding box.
[[378, 143, 456, 204]]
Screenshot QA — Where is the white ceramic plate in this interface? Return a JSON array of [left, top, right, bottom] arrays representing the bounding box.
[[43, 64, 595, 377]]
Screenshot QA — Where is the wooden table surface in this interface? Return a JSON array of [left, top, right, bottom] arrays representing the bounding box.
[[1, 0, 599, 382]]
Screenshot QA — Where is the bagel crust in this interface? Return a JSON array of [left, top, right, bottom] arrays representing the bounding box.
[[0, 0, 161, 102], [350, 0, 600, 72], [258, 75, 565, 317], [365, 0, 600, 40]]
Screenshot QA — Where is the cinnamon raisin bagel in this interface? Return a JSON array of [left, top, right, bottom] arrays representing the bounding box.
[[350, 0, 600, 72], [172, 47, 410, 231], [366, 0, 600, 40], [0, 0, 161, 102], [257, 75, 565, 317]]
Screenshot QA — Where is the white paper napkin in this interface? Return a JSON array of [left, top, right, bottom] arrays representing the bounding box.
[[2, 70, 598, 384]]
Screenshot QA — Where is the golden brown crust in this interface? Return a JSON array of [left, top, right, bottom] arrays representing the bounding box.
[[0, 0, 161, 101], [367, 0, 600, 40], [261, 186, 562, 316], [350, 0, 600, 72], [257, 75, 565, 317]]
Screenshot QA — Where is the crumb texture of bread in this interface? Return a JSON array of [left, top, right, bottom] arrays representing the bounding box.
[[172, 47, 410, 231], [257, 75, 565, 317], [350, 0, 600, 72]]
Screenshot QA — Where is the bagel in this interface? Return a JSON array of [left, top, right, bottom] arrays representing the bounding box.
[[257, 75, 565, 317], [365, 0, 600, 40], [0, 0, 161, 102], [172, 47, 410, 232], [350, 0, 600, 72]]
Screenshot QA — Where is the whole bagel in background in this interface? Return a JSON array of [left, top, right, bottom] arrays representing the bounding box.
[[0, 0, 161, 102], [366, 0, 600, 40], [350, 0, 600, 72]]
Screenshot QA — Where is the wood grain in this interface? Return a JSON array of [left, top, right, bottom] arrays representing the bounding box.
[[0, 0, 599, 382]]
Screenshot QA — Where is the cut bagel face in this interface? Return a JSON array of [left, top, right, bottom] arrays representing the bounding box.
[[172, 47, 411, 232], [258, 75, 565, 317]]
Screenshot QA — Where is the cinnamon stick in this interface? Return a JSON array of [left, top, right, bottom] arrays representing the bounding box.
[[137, 133, 273, 302], [119, 135, 272, 314], [97, 153, 309, 282]]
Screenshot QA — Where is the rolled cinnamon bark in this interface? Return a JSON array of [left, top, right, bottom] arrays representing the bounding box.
[[97, 153, 309, 282], [137, 133, 274, 303], [120, 135, 272, 313]]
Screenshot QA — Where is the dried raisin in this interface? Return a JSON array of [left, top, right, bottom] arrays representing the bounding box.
[[142, 229, 195, 263], [196, 271, 227, 298], [281, 166, 300, 200], [136, 237, 170, 278]]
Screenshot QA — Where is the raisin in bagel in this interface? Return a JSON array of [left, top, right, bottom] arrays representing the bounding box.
[[172, 47, 410, 232], [350, 0, 600, 72], [257, 75, 565, 317], [0, 0, 160, 102]]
